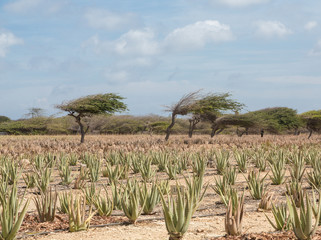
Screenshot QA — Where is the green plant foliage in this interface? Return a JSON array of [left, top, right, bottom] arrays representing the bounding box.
[[265, 203, 291, 231], [121, 180, 145, 224], [159, 181, 201, 240], [93, 185, 113, 217], [244, 107, 303, 133], [34, 187, 57, 222], [0, 182, 30, 240], [214, 150, 230, 175], [66, 194, 96, 232], [245, 170, 268, 200], [287, 191, 321, 240], [139, 181, 160, 215]]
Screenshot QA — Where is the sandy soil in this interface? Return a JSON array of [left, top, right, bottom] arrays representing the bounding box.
[[32, 211, 275, 240]]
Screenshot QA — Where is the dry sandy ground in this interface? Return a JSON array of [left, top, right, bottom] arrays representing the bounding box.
[[32, 211, 275, 240]]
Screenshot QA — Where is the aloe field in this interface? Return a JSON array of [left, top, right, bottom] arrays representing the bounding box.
[[1, 134, 321, 240]]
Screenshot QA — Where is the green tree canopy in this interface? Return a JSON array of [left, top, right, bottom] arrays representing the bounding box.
[[244, 107, 303, 133], [56, 93, 127, 143], [191, 93, 244, 120], [188, 93, 244, 137], [300, 110, 321, 120], [300, 110, 321, 138], [57, 94, 127, 117], [0, 116, 10, 123]]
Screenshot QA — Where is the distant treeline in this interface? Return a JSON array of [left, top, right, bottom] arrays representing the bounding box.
[[0, 107, 320, 137]]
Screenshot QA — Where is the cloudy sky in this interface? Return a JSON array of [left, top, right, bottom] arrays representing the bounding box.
[[0, 0, 321, 119]]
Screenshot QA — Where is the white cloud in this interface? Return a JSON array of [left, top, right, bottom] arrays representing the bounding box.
[[4, 0, 66, 14], [0, 32, 23, 57], [304, 21, 318, 31], [4, 0, 42, 13], [309, 40, 321, 56], [84, 28, 160, 57], [113, 29, 160, 56], [213, 0, 269, 7], [85, 9, 139, 31], [164, 20, 233, 51], [255, 21, 292, 38], [104, 70, 129, 83]]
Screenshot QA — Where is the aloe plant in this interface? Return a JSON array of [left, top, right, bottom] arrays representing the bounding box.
[[165, 161, 179, 180], [155, 152, 170, 172], [68, 153, 78, 166], [66, 194, 96, 232], [224, 166, 237, 185], [269, 160, 285, 185], [184, 174, 208, 213], [252, 150, 267, 171], [139, 181, 160, 215], [82, 183, 100, 206], [286, 180, 304, 208], [139, 158, 156, 182], [307, 169, 321, 189], [23, 173, 36, 188], [245, 170, 268, 200], [34, 187, 57, 222], [34, 166, 52, 194], [0, 182, 30, 240], [104, 163, 126, 185], [265, 203, 291, 231], [121, 180, 145, 224], [258, 192, 274, 211], [130, 153, 143, 174], [312, 191, 321, 226], [74, 166, 88, 189], [287, 191, 321, 240], [225, 191, 244, 236], [214, 150, 230, 175], [0, 160, 20, 185], [93, 185, 113, 217], [59, 162, 74, 186], [212, 176, 229, 197], [87, 157, 101, 182], [234, 151, 248, 173], [192, 154, 206, 177], [111, 181, 123, 210], [289, 153, 306, 182], [58, 191, 72, 214], [220, 187, 238, 207], [159, 185, 195, 240]]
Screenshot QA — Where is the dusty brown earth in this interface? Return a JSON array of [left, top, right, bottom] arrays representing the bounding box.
[[1, 134, 321, 240]]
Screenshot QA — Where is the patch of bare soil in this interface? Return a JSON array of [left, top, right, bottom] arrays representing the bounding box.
[[19, 214, 127, 236]]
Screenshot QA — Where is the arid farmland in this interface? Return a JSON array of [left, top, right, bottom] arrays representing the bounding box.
[[1, 134, 321, 240]]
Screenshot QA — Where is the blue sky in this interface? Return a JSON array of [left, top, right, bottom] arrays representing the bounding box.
[[0, 0, 321, 119]]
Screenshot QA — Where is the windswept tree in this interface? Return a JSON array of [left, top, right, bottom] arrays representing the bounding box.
[[210, 114, 257, 137], [56, 93, 127, 143], [244, 107, 303, 136], [164, 91, 200, 141], [300, 110, 321, 139], [189, 93, 244, 138]]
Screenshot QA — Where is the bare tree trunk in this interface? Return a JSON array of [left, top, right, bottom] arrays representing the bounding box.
[[165, 114, 176, 141], [75, 116, 89, 143], [188, 120, 194, 138], [211, 126, 223, 138], [237, 128, 249, 137], [188, 118, 200, 138], [308, 129, 313, 139]]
